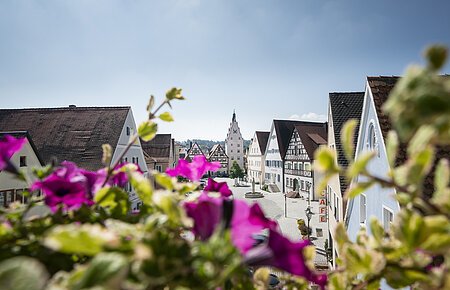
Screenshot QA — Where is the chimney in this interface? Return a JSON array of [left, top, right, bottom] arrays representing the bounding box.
[[69, 105, 76, 108]]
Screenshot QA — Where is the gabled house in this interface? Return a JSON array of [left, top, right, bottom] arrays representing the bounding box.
[[0, 132, 44, 207], [247, 131, 269, 186], [264, 120, 301, 193], [0, 106, 148, 210], [326, 92, 364, 268], [186, 142, 205, 161], [284, 121, 327, 201], [207, 144, 229, 176], [141, 134, 175, 173]]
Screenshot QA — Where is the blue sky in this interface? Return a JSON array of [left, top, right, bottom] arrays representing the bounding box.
[[1, 0, 450, 141]]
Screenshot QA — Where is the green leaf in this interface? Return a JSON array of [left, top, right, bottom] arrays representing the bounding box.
[[0, 257, 48, 290], [341, 119, 358, 162], [166, 87, 185, 100], [386, 130, 399, 168], [102, 144, 113, 166], [154, 173, 174, 190], [152, 191, 182, 224], [128, 171, 153, 205], [424, 44, 448, 71], [370, 217, 385, 244], [314, 147, 339, 173], [147, 95, 155, 112], [159, 111, 174, 122], [434, 158, 449, 193], [138, 121, 158, 142], [74, 253, 128, 290], [346, 151, 376, 179], [407, 125, 436, 155], [44, 224, 118, 256], [346, 181, 374, 199], [32, 165, 53, 179], [94, 187, 130, 217]]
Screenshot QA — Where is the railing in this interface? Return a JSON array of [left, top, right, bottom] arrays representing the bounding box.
[[284, 169, 312, 177]]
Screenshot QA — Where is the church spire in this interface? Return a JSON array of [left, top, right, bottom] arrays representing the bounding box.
[[232, 110, 236, 122]]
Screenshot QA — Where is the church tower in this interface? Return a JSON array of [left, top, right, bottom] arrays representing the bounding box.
[[225, 110, 244, 171]]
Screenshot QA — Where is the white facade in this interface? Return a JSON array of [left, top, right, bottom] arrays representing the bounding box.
[[225, 112, 244, 170], [0, 136, 42, 207], [346, 84, 399, 241], [111, 109, 149, 211], [264, 123, 283, 192], [247, 132, 267, 185]]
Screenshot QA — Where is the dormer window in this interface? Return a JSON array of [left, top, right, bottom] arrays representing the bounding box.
[[20, 156, 27, 167]]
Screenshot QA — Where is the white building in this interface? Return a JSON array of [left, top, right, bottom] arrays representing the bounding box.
[[207, 144, 229, 176], [264, 120, 300, 193], [225, 111, 244, 170], [0, 132, 43, 207], [186, 142, 205, 161], [0, 106, 149, 211], [326, 92, 364, 269], [247, 131, 269, 185]]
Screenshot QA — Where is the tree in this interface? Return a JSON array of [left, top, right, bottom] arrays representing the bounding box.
[[229, 161, 244, 179]]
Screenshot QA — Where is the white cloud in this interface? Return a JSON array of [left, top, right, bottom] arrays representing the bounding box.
[[289, 112, 327, 122]]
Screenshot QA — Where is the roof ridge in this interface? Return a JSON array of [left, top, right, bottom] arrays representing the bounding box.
[[0, 106, 131, 111]]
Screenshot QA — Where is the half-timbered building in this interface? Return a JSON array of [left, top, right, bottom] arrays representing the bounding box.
[[207, 144, 229, 176], [186, 142, 205, 161]]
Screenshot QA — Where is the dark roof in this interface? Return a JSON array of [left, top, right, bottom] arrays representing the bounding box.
[[0, 107, 130, 170], [273, 120, 304, 159], [294, 122, 328, 160], [366, 76, 450, 197], [329, 92, 365, 194], [0, 131, 45, 165], [141, 134, 172, 161], [255, 131, 270, 153]]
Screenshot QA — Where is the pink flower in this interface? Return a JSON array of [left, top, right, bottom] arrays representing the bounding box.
[[166, 155, 220, 181], [31, 162, 95, 212], [183, 193, 277, 253], [0, 135, 26, 173], [203, 178, 232, 197]]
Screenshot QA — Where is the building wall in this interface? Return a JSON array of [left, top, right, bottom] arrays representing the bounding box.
[[0, 138, 41, 206], [111, 109, 149, 211], [346, 87, 399, 243], [264, 123, 283, 191], [247, 134, 264, 185]]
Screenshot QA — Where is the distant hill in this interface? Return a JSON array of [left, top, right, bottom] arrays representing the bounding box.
[[181, 139, 251, 154]]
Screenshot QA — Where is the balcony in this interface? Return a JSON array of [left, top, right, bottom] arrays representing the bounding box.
[[285, 169, 312, 177]]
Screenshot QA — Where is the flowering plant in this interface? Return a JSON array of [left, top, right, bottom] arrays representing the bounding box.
[[0, 46, 449, 290]]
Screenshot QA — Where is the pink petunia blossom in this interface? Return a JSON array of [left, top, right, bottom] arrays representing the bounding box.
[[203, 178, 232, 197], [31, 161, 95, 212], [0, 135, 26, 173], [166, 155, 220, 181]]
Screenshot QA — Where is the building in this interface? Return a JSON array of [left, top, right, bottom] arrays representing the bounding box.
[[0, 106, 148, 210], [0, 132, 44, 207], [264, 120, 301, 193], [247, 131, 269, 185], [225, 111, 244, 170], [141, 134, 175, 173], [284, 121, 327, 201], [186, 142, 205, 161], [207, 144, 229, 176], [326, 92, 364, 268]]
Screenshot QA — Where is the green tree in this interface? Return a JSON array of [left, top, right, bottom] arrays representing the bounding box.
[[229, 161, 244, 179]]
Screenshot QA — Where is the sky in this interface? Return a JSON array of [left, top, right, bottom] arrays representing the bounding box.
[[1, 0, 450, 141]]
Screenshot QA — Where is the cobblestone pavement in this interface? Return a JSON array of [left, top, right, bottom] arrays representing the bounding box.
[[216, 178, 328, 265]]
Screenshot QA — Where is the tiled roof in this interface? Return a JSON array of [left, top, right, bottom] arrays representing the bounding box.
[[294, 122, 328, 160], [329, 92, 365, 195], [141, 134, 172, 161], [273, 120, 305, 159], [0, 107, 129, 170], [255, 131, 270, 154]]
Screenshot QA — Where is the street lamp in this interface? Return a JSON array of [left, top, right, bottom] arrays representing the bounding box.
[[305, 206, 313, 240]]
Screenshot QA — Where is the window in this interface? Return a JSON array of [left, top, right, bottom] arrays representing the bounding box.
[[156, 165, 162, 172], [360, 194, 366, 224], [126, 127, 130, 136], [383, 207, 394, 230], [277, 174, 280, 182], [132, 157, 135, 163], [334, 194, 339, 221], [20, 156, 27, 167], [238, 144, 240, 147]]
